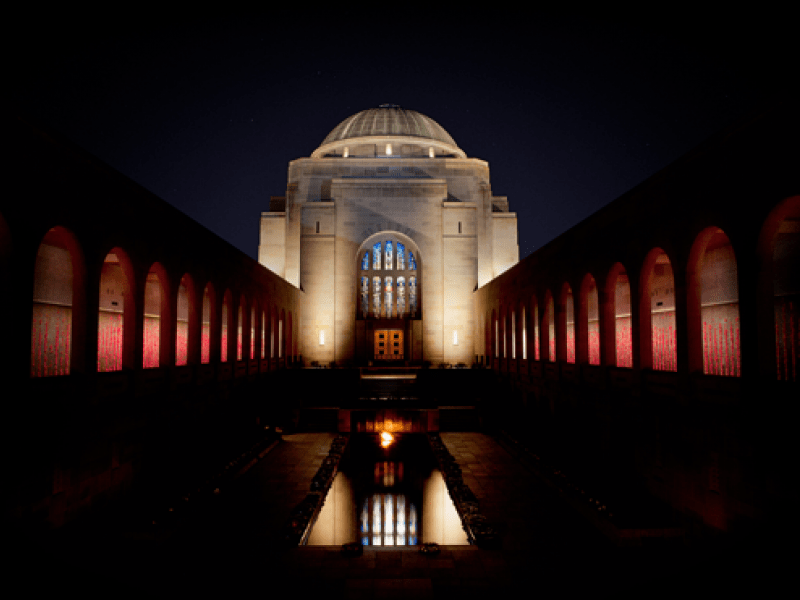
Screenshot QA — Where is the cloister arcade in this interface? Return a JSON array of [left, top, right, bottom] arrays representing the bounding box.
[[482, 213, 796, 381], [29, 228, 295, 377]]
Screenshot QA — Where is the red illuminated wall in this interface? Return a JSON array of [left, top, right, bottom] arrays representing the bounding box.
[[588, 320, 600, 365], [143, 316, 160, 368], [615, 316, 633, 368], [652, 311, 677, 371], [566, 323, 575, 363], [176, 320, 188, 366], [201, 322, 210, 363], [702, 305, 741, 376], [31, 304, 71, 376], [97, 311, 123, 371]]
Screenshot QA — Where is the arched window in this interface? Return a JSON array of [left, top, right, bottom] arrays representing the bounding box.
[[31, 226, 80, 377], [360, 237, 420, 318]]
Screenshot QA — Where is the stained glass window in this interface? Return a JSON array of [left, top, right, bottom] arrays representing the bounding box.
[[397, 277, 406, 314], [362, 251, 369, 271], [409, 276, 417, 313], [409, 503, 418, 545], [385, 277, 393, 318], [360, 498, 369, 546], [373, 277, 381, 315], [373, 242, 381, 270], [409, 251, 417, 270], [397, 243, 405, 270], [361, 277, 369, 315], [385, 240, 393, 271]]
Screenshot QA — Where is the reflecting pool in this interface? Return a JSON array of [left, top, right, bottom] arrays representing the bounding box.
[[304, 434, 469, 546]]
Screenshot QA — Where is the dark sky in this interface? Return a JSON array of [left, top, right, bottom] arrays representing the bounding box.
[[11, 7, 795, 262]]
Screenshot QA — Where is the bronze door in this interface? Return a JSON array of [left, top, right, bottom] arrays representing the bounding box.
[[375, 330, 403, 360]]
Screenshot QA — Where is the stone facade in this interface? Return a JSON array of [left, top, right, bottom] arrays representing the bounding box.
[[259, 105, 519, 365]]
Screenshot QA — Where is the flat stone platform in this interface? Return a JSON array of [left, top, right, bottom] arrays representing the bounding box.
[[14, 432, 787, 598]]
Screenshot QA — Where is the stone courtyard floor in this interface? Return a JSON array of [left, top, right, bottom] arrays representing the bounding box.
[[17, 432, 787, 598]]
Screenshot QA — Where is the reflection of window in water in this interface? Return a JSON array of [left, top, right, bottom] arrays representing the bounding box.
[[360, 493, 418, 546]]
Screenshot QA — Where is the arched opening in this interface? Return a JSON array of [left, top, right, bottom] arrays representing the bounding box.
[[251, 302, 257, 360], [201, 283, 214, 364], [562, 283, 575, 364], [689, 227, 741, 376], [176, 274, 193, 366], [261, 308, 266, 359], [521, 305, 527, 360], [31, 226, 82, 376], [143, 264, 168, 368], [279, 309, 285, 359], [609, 264, 632, 368], [544, 291, 555, 362], [643, 249, 676, 371], [98, 249, 133, 372], [580, 274, 600, 365], [237, 294, 245, 361], [221, 290, 231, 362]]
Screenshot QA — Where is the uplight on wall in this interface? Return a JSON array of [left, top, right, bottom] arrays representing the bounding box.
[[453, 330, 458, 345], [429, 147, 434, 158], [343, 147, 349, 157], [319, 330, 325, 345], [386, 143, 392, 156]]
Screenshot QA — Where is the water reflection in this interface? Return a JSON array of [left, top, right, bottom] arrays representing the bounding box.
[[305, 434, 469, 545]]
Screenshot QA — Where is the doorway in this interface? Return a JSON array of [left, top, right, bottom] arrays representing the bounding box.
[[375, 329, 403, 360]]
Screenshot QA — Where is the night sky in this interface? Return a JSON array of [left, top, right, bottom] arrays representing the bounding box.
[[11, 7, 795, 263]]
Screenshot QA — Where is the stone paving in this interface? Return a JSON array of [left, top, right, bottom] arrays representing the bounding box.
[[21, 431, 767, 598]]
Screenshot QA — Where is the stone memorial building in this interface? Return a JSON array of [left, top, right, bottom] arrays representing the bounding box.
[[258, 104, 519, 366]]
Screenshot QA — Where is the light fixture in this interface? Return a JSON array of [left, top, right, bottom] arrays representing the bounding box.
[[319, 330, 325, 345], [380, 432, 394, 448]]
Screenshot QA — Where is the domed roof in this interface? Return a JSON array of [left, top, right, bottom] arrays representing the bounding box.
[[321, 104, 458, 147]]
